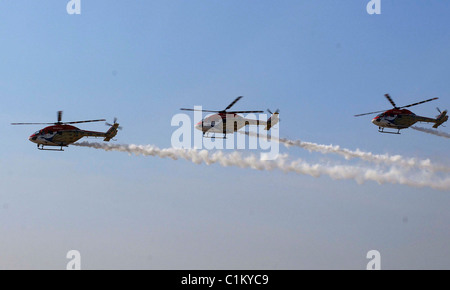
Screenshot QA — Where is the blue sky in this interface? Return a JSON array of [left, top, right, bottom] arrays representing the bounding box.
[[0, 0, 449, 269]]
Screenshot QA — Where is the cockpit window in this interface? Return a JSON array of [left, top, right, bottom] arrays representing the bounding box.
[[34, 131, 40, 135]]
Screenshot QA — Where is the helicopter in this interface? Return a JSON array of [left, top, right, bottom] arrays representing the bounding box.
[[180, 96, 279, 138], [11, 111, 121, 151], [355, 94, 448, 134]]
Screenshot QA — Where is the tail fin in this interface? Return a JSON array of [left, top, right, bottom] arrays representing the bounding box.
[[104, 123, 119, 142], [433, 109, 448, 128], [265, 111, 279, 130]]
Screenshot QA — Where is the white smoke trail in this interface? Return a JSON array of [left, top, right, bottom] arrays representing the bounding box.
[[73, 141, 450, 191], [412, 126, 450, 139], [240, 131, 450, 173]]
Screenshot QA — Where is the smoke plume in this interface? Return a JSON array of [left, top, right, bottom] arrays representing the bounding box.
[[241, 131, 450, 173], [411, 126, 450, 139], [73, 141, 450, 191]]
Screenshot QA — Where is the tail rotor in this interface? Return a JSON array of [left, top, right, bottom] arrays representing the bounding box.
[[105, 117, 122, 130], [267, 109, 280, 115]]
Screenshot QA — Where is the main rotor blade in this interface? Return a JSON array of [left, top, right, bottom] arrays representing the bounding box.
[[64, 119, 106, 124], [227, 110, 264, 114], [354, 110, 387, 117], [180, 108, 222, 113], [11, 122, 55, 125], [224, 96, 243, 111], [400, 97, 439, 109], [384, 94, 397, 108]]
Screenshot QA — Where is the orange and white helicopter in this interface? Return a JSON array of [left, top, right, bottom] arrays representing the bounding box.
[[180, 96, 279, 138], [355, 94, 448, 134], [12, 111, 121, 151]]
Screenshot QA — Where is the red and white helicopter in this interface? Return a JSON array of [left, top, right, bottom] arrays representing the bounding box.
[[180, 96, 279, 138], [355, 94, 448, 134], [12, 111, 121, 151]]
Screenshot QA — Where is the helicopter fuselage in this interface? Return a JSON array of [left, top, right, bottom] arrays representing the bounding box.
[[195, 113, 279, 136], [29, 124, 118, 148], [371, 109, 438, 130], [355, 94, 448, 133]]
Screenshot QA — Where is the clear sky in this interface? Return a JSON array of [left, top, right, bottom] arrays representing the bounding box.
[[0, 0, 449, 269]]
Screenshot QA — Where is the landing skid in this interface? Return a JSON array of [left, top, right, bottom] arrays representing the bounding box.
[[204, 136, 227, 139], [203, 133, 227, 139], [378, 127, 401, 134], [37, 144, 66, 151]]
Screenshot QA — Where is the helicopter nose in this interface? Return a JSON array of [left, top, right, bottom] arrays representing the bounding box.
[[195, 122, 203, 131], [29, 134, 37, 143]]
